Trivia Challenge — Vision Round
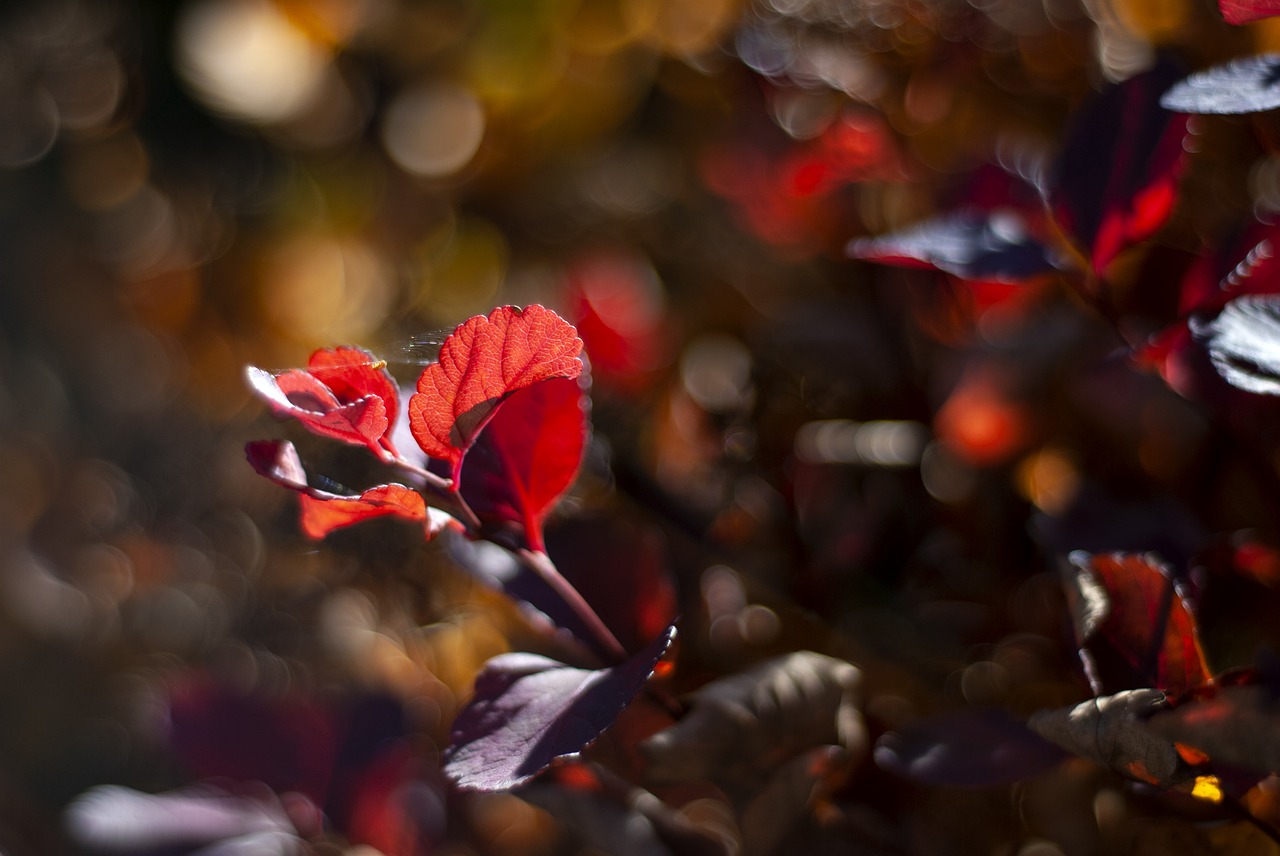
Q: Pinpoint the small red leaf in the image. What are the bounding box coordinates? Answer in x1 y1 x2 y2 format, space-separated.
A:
297 485 433 540
245 440 451 540
246 346 398 458
459 377 587 552
443 623 677 792
1064 552 1211 697
408 305 583 480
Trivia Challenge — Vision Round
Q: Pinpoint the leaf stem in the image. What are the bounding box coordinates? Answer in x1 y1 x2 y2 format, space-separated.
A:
390 457 485 532
517 547 628 665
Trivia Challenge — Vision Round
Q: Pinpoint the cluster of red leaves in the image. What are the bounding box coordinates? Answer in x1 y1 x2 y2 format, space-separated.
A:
245 305 681 797
246 304 586 554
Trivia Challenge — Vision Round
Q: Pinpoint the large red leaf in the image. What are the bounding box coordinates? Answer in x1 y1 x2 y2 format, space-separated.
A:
408 305 583 480
458 377 587 553
246 346 399 458
443 623 677 792
1064 552 1211 697
245 440 452 540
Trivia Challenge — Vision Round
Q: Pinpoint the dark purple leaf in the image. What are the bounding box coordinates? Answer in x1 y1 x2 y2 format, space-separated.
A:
1191 295 1280 394
1047 60 1188 276
443 623 677 792
873 708 1068 787
848 209 1056 284
1161 54 1280 114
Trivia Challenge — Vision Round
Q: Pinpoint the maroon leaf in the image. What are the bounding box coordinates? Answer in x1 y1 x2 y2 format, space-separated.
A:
1063 552 1211 697
848 209 1057 285
245 440 454 540
874 708 1068 787
166 677 339 803
443 623 677 792
458 376 588 553
1161 54 1280 115
1047 61 1188 277
408 305 583 481
246 346 399 458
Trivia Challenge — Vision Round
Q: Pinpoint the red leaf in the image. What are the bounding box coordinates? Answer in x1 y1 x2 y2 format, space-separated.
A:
1219 0 1280 24
458 377 587 552
246 346 398 458
408 305 583 480
296 485 433 541
1064 552 1211 697
245 440 452 540
1047 61 1188 278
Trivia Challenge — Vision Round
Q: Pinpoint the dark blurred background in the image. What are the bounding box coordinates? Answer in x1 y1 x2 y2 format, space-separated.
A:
1 0 1278 853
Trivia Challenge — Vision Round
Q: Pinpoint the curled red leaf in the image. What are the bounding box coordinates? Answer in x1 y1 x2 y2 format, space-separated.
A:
1064 552 1211 697
408 305 583 480
247 346 399 458
245 440 453 540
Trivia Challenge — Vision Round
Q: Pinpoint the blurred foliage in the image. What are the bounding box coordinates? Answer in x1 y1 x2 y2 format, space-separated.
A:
6 0 1280 853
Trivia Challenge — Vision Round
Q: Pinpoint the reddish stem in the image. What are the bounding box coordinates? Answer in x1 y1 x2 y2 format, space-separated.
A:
517 547 628 665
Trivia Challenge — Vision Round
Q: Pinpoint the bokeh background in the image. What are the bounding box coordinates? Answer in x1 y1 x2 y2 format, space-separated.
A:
4 0 1280 853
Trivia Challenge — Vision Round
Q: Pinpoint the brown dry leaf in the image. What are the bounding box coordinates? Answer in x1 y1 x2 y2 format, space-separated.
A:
1147 684 1280 775
522 766 733 856
738 745 848 856
1027 688 1190 787
640 652 865 790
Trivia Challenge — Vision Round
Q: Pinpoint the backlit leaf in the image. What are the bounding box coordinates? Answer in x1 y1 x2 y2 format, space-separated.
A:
458 377 587 553
443 623 677 792
408 305 583 480
1191 295 1280 395
1161 54 1280 114
848 209 1057 284
246 346 398 458
1063 552 1211 696
1047 61 1188 277
245 440 451 540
